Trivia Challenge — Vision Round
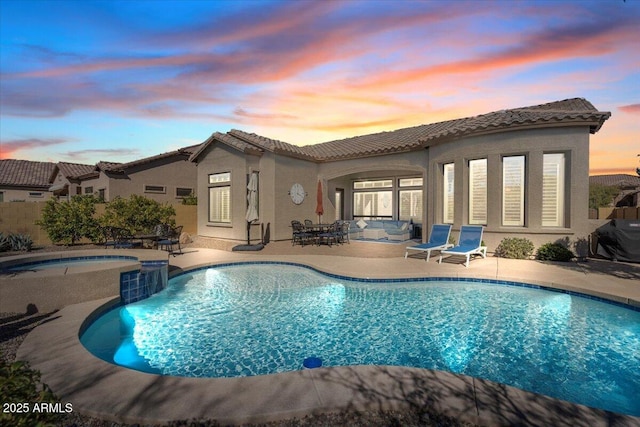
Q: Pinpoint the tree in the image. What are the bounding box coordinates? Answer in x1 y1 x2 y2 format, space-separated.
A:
99 194 175 234
589 184 620 210
36 195 100 245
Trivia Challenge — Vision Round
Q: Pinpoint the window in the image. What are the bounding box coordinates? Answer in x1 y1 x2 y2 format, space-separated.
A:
502 156 525 226
28 192 44 198
542 153 565 227
0 192 3 202
208 172 231 223
399 177 423 187
176 187 193 198
84 187 93 194
353 179 393 189
468 159 487 225
97 189 105 201
353 191 393 219
144 185 166 194
399 190 422 222
335 189 343 220
399 177 423 222
443 163 455 223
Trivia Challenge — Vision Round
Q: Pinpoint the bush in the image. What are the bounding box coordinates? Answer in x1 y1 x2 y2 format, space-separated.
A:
0 233 34 252
0 358 64 426
536 242 575 262
36 195 101 245
100 195 175 235
181 192 197 205
495 237 534 259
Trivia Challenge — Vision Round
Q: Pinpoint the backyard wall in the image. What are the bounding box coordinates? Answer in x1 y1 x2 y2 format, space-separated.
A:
0 202 197 246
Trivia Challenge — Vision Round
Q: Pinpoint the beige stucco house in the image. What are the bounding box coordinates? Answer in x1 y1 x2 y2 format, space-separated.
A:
77 145 199 203
0 159 56 202
190 98 610 254
48 162 96 200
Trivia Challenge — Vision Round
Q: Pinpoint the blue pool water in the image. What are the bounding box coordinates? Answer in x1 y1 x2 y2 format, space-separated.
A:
6 256 136 271
81 263 640 416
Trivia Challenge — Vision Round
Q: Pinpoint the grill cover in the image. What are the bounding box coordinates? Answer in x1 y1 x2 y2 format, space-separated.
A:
595 219 640 262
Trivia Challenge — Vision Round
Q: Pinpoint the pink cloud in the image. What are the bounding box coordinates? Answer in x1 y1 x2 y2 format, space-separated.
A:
0 137 69 159
619 104 640 114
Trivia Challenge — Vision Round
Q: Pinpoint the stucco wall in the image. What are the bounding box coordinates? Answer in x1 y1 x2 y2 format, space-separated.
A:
102 156 197 204
0 187 53 203
427 126 591 252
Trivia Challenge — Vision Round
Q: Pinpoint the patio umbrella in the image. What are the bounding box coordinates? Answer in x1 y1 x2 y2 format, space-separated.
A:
315 180 324 223
245 172 259 244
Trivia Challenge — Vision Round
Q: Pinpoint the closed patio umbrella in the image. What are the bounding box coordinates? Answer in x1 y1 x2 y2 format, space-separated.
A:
245 172 259 244
315 180 324 223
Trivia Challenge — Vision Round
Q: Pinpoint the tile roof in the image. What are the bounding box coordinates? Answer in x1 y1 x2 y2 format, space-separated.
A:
191 98 611 163
0 159 56 188
589 174 640 188
50 162 95 182
304 98 610 161
104 144 201 172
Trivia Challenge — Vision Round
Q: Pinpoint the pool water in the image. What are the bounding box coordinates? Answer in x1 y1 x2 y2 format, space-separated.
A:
81 263 640 416
7 256 135 271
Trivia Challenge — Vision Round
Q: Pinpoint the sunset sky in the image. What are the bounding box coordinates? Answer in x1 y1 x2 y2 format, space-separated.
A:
1 0 639 175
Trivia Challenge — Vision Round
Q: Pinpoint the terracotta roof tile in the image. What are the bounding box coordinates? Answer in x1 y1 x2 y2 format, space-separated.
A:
590 174 640 188
55 162 95 179
189 98 610 164
0 159 56 187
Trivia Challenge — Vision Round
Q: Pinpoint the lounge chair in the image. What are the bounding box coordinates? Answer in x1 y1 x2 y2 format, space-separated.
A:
404 224 453 261
438 225 487 267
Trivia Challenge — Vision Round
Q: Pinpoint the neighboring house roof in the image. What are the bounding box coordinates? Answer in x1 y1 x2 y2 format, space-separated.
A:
191 98 611 163
589 174 640 188
0 159 56 188
48 162 95 183
105 144 201 173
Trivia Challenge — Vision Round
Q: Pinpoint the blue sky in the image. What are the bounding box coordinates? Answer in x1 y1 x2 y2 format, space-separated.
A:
1 0 639 174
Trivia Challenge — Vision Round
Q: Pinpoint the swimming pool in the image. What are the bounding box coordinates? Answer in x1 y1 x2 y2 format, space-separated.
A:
81 262 640 416
5 255 136 271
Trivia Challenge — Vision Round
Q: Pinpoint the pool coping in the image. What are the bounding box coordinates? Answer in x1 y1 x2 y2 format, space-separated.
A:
16 257 640 426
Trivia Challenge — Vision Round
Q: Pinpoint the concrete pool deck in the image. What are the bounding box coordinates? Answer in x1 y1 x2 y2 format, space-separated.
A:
16 242 640 426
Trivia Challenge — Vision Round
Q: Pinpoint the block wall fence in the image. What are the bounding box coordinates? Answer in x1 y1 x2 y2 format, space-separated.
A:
0 202 197 246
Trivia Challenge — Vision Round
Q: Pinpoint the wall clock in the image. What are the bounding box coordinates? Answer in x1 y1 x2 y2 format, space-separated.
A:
289 183 305 205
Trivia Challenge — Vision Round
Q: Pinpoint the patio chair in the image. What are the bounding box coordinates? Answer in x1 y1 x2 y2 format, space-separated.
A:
111 227 141 249
337 221 350 244
317 221 340 246
158 225 183 255
438 225 487 267
291 220 313 246
404 224 453 262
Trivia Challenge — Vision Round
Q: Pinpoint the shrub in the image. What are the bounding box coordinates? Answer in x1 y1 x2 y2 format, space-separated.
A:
181 192 197 205
0 233 34 252
495 237 534 259
536 242 575 262
36 195 101 245
100 195 175 235
0 232 10 252
0 358 64 426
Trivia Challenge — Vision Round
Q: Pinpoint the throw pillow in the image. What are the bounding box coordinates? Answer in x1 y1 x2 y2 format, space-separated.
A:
357 219 368 229
401 222 408 231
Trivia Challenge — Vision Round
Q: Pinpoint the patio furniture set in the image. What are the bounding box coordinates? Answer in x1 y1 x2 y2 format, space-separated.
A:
405 224 487 267
291 220 350 246
102 224 183 255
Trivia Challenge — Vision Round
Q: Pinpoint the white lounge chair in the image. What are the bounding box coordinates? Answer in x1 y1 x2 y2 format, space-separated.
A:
404 224 453 262
438 225 487 267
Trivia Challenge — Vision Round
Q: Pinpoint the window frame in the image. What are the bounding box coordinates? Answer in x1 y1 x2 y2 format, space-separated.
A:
542 153 566 227
443 163 455 224
502 155 526 227
468 158 487 225
208 172 231 224
144 184 166 194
